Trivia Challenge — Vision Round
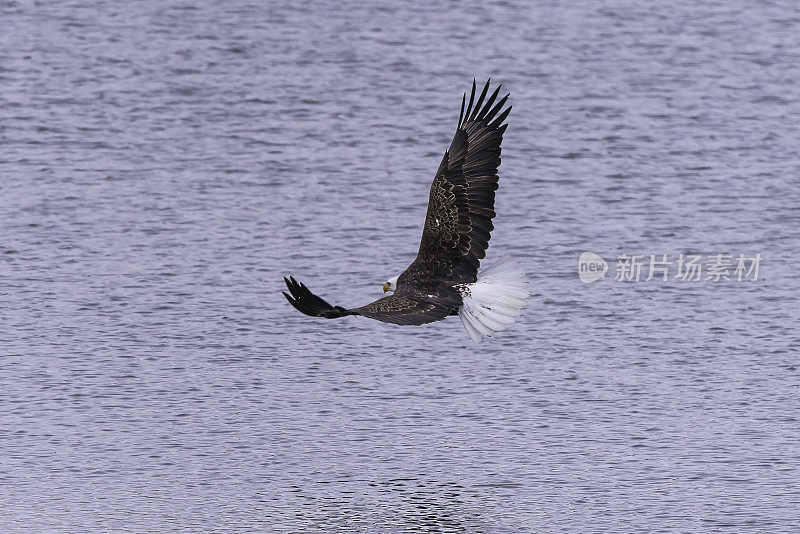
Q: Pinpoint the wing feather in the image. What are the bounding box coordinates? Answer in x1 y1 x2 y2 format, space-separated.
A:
283 277 354 319
352 288 455 325
468 78 491 122
400 79 511 286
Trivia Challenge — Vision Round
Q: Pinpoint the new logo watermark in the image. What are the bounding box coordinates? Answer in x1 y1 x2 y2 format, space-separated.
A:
578 252 609 283
578 253 762 283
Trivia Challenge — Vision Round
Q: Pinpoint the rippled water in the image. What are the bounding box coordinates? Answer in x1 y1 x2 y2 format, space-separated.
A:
2 1 799 532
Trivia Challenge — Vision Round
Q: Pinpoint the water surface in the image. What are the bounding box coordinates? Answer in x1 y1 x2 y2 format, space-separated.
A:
2 0 799 532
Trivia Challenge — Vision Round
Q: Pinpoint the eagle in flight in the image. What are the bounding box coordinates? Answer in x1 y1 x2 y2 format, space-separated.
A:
283 79 529 342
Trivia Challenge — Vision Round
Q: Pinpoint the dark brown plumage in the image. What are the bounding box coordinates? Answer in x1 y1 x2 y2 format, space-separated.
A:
283 79 510 326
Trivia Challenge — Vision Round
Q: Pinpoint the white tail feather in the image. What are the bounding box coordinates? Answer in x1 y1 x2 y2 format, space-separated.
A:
457 257 530 343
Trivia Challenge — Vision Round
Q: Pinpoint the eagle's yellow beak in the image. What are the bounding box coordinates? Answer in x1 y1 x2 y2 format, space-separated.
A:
382 282 390 293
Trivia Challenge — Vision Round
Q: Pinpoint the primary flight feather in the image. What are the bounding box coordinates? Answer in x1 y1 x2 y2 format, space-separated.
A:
283 79 529 342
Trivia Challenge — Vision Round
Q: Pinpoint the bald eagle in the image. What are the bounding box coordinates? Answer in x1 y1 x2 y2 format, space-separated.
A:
283 79 529 342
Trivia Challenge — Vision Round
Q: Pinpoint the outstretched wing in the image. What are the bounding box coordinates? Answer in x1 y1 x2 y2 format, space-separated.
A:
399 79 510 287
283 277 456 326
351 292 454 325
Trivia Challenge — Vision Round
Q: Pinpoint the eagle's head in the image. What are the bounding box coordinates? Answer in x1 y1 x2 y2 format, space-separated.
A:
382 276 399 293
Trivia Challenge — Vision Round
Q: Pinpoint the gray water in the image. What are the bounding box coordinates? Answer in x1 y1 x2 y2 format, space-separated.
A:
2 0 799 532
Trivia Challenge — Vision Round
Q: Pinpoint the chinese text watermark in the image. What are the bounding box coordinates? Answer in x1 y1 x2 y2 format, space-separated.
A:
579 253 762 284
